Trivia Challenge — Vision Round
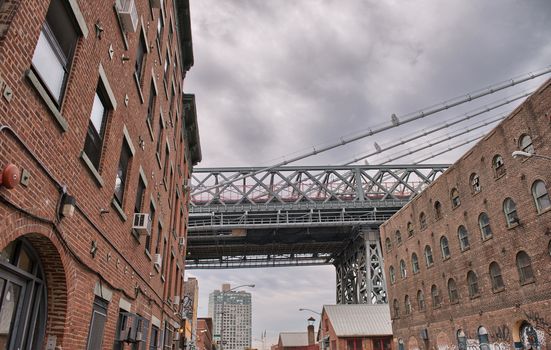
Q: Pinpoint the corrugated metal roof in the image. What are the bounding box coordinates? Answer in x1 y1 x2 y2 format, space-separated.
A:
280 332 309 346
323 304 392 337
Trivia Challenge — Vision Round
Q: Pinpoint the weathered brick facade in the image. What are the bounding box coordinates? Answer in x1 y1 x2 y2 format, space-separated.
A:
0 0 200 348
380 78 551 350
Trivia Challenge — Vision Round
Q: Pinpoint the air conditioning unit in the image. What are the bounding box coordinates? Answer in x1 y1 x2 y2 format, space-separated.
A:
118 0 138 33
116 312 136 342
173 295 181 307
150 0 162 8
178 237 186 247
133 213 152 236
153 253 162 268
174 332 181 341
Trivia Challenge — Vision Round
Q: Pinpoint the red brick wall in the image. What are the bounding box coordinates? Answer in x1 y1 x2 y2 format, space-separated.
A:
0 0 195 348
380 79 551 350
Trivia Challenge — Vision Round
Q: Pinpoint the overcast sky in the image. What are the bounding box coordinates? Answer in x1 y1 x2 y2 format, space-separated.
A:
185 0 551 347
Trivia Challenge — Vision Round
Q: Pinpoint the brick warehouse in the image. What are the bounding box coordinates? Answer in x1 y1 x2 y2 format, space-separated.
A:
380 78 551 350
0 0 200 348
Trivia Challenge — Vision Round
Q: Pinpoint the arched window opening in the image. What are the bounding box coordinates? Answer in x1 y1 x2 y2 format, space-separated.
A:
503 198 519 227
407 222 414 237
519 134 534 154
478 327 490 350
399 259 407 279
489 262 504 291
417 290 426 311
419 212 427 230
448 278 459 303
389 266 396 284
395 230 402 245
385 237 392 252
532 180 551 213
470 173 481 193
393 299 400 318
440 236 450 259
431 285 441 307
467 271 479 298
405 295 412 315
451 188 461 208
458 226 470 251
424 245 434 267
434 201 442 220
493 155 506 177
478 212 492 240
516 251 534 284
411 253 419 274
457 330 467 350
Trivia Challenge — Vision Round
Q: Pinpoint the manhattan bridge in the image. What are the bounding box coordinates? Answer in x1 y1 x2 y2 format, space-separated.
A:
184 68 551 305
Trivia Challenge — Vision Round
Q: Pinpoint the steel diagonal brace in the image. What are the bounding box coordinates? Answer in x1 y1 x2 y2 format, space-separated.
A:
216 172 253 204
384 169 417 199
274 170 313 203
303 170 343 203
330 170 359 198
360 170 394 199
247 172 285 204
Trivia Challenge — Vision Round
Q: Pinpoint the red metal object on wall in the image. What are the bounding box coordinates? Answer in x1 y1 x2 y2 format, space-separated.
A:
0 163 19 189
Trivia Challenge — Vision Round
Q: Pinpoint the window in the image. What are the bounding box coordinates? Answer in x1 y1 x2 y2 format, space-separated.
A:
135 31 147 83
458 226 470 251
83 82 111 169
419 213 427 230
114 140 132 206
164 322 174 350
440 236 450 259
478 327 490 350
156 115 164 157
424 245 433 266
385 237 392 252
434 201 442 219
146 202 155 253
156 15 164 49
457 330 467 350
519 134 534 154
164 50 170 84
405 295 412 315
431 285 441 307
113 310 129 350
347 338 362 350
399 259 407 279
31 0 79 104
393 299 399 318
411 253 419 274
417 290 425 311
407 222 414 237
493 155 506 177
489 262 504 291
389 266 395 284
467 271 479 298
150 325 160 350
503 198 519 227
163 143 170 187
447 278 458 303
86 297 108 349
395 230 402 245
532 180 551 213
451 188 460 208
147 80 157 126
470 173 481 193
516 251 534 284
478 213 492 240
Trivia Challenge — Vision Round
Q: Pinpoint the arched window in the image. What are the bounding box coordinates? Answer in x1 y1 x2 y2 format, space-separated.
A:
532 180 551 213
519 134 534 154
478 327 490 350
431 284 441 307
489 262 504 291
389 266 396 284
385 237 392 252
457 330 467 350
451 188 461 208
393 299 400 318
516 251 534 284
434 201 442 219
493 154 506 177
458 225 470 251
407 222 414 237
424 245 433 266
395 230 402 245
411 253 419 274
503 198 519 227
470 173 481 193
417 290 426 311
467 271 479 298
448 278 459 303
398 339 405 350
405 295 412 315
419 212 427 230
400 259 407 278
440 236 450 259
478 212 492 239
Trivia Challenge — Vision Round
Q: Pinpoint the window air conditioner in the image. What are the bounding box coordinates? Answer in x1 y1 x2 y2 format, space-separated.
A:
150 0 162 9
178 236 186 247
118 0 139 33
173 295 181 307
153 253 162 268
117 312 136 342
133 213 152 236
174 332 181 341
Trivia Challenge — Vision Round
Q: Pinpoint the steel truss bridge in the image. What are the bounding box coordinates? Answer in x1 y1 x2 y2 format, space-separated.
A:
187 164 448 303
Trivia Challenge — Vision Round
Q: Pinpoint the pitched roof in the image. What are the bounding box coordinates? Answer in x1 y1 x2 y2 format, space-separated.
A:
323 304 392 337
280 332 309 347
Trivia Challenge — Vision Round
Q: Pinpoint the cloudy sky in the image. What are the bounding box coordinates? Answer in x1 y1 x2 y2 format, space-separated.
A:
185 0 551 347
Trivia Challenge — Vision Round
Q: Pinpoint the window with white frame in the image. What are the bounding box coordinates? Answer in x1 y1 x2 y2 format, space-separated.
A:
440 236 450 259
503 198 519 227
493 155 506 177
447 278 459 303
519 134 534 154
411 253 419 274
470 173 481 193
489 262 504 291
399 259 407 279
532 180 551 213
424 245 433 266
516 251 534 284
478 212 492 239
467 271 479 298
458 226 470 251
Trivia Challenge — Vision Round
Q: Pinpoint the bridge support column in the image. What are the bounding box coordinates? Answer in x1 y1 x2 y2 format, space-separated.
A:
334 228 387 304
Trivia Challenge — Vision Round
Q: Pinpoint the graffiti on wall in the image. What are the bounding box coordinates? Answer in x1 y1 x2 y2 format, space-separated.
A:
489 325 512 343
524 311 551 336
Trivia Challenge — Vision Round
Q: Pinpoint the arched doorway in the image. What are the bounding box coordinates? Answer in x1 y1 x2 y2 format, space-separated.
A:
519 322 540 350
0 238 47 349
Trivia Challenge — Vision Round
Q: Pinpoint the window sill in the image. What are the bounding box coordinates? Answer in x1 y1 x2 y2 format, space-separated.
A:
442 256 451 261
80 151 105 187
494 172 506 181
426 263 434 269
452 204 461 210
163 177 168 191
134 73 145 104
492 287 505 294
145 250 152 260
26 69 68 132
156 152 162 169
537 207 551 216
111 198 127 222
507 222 520 230
472 190 481 196
161 274 165 283
450 300 459 305
131 229 140 243
154 263 160 273
460 246 471 253
433 305 441 309
520 279 535 286
469 294 481 300
482 235 493 242
146 118 155 141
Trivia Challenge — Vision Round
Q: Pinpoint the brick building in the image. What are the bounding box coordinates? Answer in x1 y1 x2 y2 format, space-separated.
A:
0 0 200 348
196 318 216 350
380 78 551 350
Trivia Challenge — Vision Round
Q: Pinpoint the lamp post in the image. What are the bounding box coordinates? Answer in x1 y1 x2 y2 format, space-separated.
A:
298 308 321 315
512 151 551 161
219 284 255 350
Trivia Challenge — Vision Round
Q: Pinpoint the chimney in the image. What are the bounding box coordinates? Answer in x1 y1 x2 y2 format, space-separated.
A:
222 283 231 292
307 317 315 345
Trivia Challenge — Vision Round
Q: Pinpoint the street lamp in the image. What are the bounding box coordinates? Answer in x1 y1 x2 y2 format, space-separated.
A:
220 284 255 350
512 151 551 161
298 308 321 316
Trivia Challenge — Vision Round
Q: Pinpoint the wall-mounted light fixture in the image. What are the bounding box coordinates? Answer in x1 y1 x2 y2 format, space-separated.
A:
60 193 76 217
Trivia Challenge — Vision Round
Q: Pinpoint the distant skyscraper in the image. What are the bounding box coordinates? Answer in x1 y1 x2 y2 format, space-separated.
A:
208 283 253 350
